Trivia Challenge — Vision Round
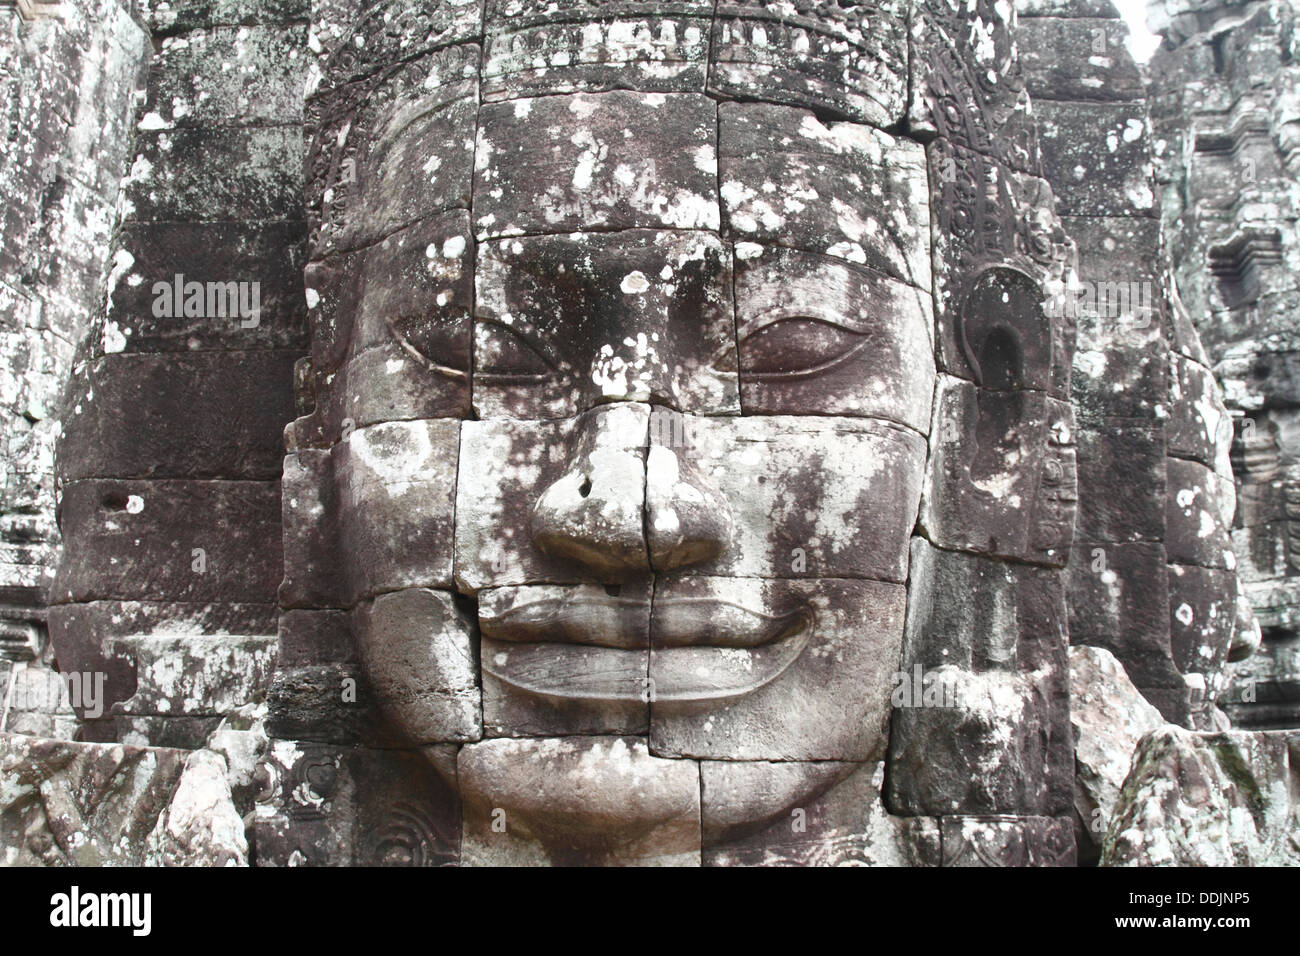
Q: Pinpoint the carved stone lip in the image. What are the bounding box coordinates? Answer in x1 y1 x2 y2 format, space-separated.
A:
651 597 812 649
479 585 812 650
478 584 652 650
649 627 813 707
479 602 813 707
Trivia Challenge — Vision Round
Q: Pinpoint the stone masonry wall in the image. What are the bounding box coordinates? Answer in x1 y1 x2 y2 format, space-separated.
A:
46 0 310 743
0 0 149 735
1147 0 1300 729
1016 0 1248 733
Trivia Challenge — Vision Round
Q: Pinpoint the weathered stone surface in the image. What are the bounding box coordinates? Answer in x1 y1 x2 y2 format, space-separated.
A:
1036 0 1250 743
0 662 78 739
52 479 283 604
0 733 187 866
1061 215 1163 348
142 0 310 33
124 126 303 223
1074 423 1166 543
734 244 934 429
473 231 738 419
18 0 1282 869
1067 542 1183 693
354 745 462 866
959 262 1066 392
474 91 718 238
921 376 1077 567
276 608 353 671
718 102 930 289
252 741 355 866
1073 342 1169 422
280 450 341 609
204 702 269 812
1069 645 1166 861
479 580 653 737
103 221 308 354
317 95 477 260
334 419 460 604
143 25 306 128
702 761 941 866
1168 354 1231 466
710 0 908 127
311 0 482 88
115 715 225 751
110 633 277 723
1225 627 1300 728
481 641 648 737
303 208 472 393
940 815 1077 867
925 150 1076 398
459 736 700 865
59 352 299 480
1102 727 1300 866
454 402 648 593
460 407 925 591
650 577 905 762
908 0 1042 175
254 740 461 866
267 661 392 747
306 46 477 249
356 749 462 868
354 588 481 744
336 342 471 430
887 541 1071 817
1016 0 1118 16
482 0 709 99
1165 457 1234 569
43 600 276 732
659 414 927 582
1033 101 1155 218
144 749 248 866
1168 564 1238 705
1015 18 1143 102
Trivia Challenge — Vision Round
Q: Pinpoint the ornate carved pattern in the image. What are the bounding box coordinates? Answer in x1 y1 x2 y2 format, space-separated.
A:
366 799 458 866
317 0 485 93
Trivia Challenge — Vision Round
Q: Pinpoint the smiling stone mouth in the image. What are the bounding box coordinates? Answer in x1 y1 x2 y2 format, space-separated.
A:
477 582 814 707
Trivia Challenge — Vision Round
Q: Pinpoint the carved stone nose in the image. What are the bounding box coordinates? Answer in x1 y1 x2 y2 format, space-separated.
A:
645 441 731 571
531 403 651 576
529 403 732 576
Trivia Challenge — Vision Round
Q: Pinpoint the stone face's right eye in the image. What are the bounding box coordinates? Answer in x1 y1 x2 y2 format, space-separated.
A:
473 318 557 384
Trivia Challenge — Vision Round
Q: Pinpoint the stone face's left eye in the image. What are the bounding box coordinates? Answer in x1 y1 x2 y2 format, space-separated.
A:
474 319 556 384
388 312 471 379
738 316 868 380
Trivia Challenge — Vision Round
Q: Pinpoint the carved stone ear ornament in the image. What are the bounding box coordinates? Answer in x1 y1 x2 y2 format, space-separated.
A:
958 266 1051 391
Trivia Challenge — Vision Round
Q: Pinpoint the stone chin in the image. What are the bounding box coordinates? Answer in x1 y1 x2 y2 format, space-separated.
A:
451 737 857 866
355 579 892 863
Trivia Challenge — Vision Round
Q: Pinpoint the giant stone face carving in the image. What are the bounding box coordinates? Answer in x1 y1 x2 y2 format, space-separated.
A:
274 0 1075 865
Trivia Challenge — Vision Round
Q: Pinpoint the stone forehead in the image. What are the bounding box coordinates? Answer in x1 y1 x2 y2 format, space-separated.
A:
305 0 920 241
298 7 952 428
